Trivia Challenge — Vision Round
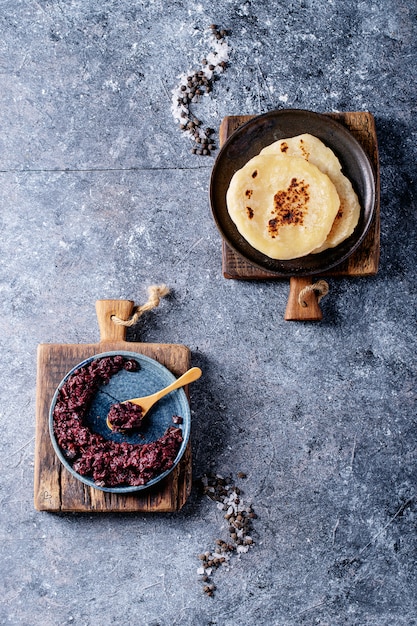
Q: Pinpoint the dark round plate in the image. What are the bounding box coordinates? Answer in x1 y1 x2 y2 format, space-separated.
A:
49 351 191 493
210 108 376 275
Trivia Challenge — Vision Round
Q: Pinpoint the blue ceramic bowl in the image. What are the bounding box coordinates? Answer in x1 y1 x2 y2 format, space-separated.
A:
49 351 191 493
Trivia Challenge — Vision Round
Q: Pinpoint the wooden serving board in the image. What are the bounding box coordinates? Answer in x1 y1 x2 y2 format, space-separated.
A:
34 300 192 513
219 111 380 320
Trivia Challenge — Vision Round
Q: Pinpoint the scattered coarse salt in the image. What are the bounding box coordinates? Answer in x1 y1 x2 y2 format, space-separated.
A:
197 471 258 596
170 24 231 157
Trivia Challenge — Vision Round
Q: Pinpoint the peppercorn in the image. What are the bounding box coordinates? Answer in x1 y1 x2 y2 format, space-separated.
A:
197 467 256 595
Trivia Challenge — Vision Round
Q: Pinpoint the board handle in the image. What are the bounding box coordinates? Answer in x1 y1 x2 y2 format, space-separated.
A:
284 277 325 321
95 299 135 342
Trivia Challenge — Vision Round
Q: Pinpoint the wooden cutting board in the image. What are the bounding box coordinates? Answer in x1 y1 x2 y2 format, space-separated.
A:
34 299 192 513
219 111 380 320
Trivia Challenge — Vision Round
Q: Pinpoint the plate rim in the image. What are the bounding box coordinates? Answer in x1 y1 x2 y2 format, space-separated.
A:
49 350 191 494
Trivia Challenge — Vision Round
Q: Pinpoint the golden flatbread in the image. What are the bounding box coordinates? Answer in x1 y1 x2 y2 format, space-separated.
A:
260 133 361 252
226 154 340 260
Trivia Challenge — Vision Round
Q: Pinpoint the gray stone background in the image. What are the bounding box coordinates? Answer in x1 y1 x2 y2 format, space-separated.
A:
1 1 416 624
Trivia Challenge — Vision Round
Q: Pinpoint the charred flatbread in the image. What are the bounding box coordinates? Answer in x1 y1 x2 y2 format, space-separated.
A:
226 154 340 260
260 133 361 252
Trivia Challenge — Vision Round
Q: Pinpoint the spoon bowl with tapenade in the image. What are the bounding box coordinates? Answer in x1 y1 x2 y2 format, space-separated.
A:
106 366 202 432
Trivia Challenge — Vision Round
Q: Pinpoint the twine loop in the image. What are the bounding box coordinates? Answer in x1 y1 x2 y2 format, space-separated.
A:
298 280 329 308
111 284 170 327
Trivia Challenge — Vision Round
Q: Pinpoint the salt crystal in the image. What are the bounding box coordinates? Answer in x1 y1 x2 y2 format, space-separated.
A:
170 25 230 153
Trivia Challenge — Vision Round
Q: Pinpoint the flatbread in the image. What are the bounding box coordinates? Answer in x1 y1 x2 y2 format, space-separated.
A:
226 154 340 260
260 133 361 252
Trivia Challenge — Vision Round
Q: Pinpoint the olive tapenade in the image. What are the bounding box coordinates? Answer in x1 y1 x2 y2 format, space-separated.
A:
53 355 183 487
107 401 145 432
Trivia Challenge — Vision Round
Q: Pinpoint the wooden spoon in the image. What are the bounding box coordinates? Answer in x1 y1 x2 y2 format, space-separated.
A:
125 366 202 413
107 366 202 430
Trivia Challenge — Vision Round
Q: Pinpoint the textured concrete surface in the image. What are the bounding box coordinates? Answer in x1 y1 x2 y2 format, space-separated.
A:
1 1 416 624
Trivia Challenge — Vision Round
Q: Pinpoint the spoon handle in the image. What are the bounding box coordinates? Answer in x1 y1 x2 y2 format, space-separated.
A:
152 367 202 401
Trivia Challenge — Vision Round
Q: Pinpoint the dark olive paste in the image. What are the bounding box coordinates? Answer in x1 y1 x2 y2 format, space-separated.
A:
53 356 183 487
107 401 145 432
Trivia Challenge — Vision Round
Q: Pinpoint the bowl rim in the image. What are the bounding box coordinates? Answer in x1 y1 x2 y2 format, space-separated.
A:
49 350 191 493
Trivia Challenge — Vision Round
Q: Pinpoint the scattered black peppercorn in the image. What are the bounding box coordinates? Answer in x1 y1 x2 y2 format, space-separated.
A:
196 472 257 596
171 25 230 156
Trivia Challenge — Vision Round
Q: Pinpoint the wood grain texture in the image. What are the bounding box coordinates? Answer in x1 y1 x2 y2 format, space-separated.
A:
34 302 193 513
219 111 380 280
284 277 323 321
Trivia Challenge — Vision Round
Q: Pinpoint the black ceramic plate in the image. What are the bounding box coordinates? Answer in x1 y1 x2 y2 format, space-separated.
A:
49 351 191 493
210 109 376 276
